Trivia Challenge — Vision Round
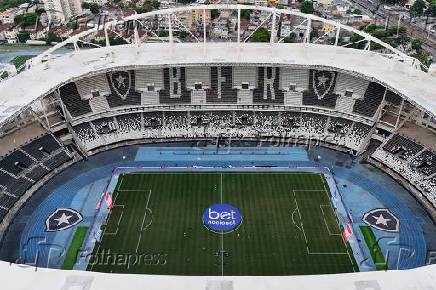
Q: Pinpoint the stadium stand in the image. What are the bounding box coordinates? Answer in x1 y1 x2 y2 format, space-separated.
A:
206 67 237 103
59 82 93 118
0 207 6 221
253 67 284 104
92 117 117 135
281 112 302 129
255 111 281 131
43 151 72 170
0 193 16 209
353 82 385 118
385 90 403 106
0 151 35 176
299 113 328 135
0 134 71 213
235 111 254 128
56 67 392 124
345 122 372 151
116 113 142 135
73 123 98 147
411 151 436 176
73 109 374 153
144 112 163 128
302 70 338 108
76 74 111 113
25 166 50 181
372 134 436 207
106 71 142 108
159 68 191 104
21 135 62 160
327 117 353 135
383 134 424 160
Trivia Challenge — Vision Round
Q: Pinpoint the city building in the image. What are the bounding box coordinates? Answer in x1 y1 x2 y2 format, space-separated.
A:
43 0 83 24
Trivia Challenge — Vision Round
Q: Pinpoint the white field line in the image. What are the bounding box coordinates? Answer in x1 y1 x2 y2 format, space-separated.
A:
319 205 341 236
137 189 153 253
292 190 308 253
125 172 322 175
103 205 125 236
320 175 356 267
118 178 124 191
293 190 348 256
136 233 142 254
318 174 332 200
90 244 100 271
290 208 302 232
118 189 152 192
322 174 357 270
140 190 153 231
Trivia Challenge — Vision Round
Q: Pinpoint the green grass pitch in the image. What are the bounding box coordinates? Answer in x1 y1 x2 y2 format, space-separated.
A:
87 172 358 275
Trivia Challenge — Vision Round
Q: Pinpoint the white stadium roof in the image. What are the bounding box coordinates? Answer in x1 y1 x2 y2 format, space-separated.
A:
0 261 435 290
0 4 435 126
0 42 435 127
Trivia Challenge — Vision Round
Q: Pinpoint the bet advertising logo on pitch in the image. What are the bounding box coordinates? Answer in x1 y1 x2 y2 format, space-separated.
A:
203 203 242 231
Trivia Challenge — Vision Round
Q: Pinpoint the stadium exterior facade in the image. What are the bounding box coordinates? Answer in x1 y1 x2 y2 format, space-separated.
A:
0 5 436 289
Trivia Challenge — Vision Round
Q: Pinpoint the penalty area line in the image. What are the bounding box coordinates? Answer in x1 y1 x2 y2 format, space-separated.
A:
293 190 348 256
136 189 153 253
103 205 125 236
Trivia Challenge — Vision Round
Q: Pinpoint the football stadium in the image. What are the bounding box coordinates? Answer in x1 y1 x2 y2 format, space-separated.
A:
0 4 435 289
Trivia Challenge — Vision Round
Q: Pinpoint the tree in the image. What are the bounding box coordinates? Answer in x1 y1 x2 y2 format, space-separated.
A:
349 33 365 49
158 30 169 37
98 36 128 46
426 0 436 17
177 0 196 4
16 13 38 29
300 1 314 14
241 9 251 20
411 51 431 66
284 32 296 43
211 9 220 19
411 38 422 50
136 0 160 13
17 31 30 43
136 2 152 14
89 3 100 14
310 28 319 39
178 31 189 38
0 0 29 12
250 27 270 42
45 31 60 45
151 0 160 9
71 20 78 30
35 8 45 16
383 0 405 5
352 9 362 14
410 0 426 17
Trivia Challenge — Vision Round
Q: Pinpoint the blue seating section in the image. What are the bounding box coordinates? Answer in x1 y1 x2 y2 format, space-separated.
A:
0 134 71 222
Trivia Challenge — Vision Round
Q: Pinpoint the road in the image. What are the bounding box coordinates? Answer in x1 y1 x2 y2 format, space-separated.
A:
346 0 436 57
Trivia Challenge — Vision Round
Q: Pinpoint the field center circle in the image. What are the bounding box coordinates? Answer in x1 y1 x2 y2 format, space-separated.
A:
203 203 242 232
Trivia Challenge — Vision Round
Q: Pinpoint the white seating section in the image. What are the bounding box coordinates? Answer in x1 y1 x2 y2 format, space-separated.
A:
372 134 436 207
73 111 373 153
